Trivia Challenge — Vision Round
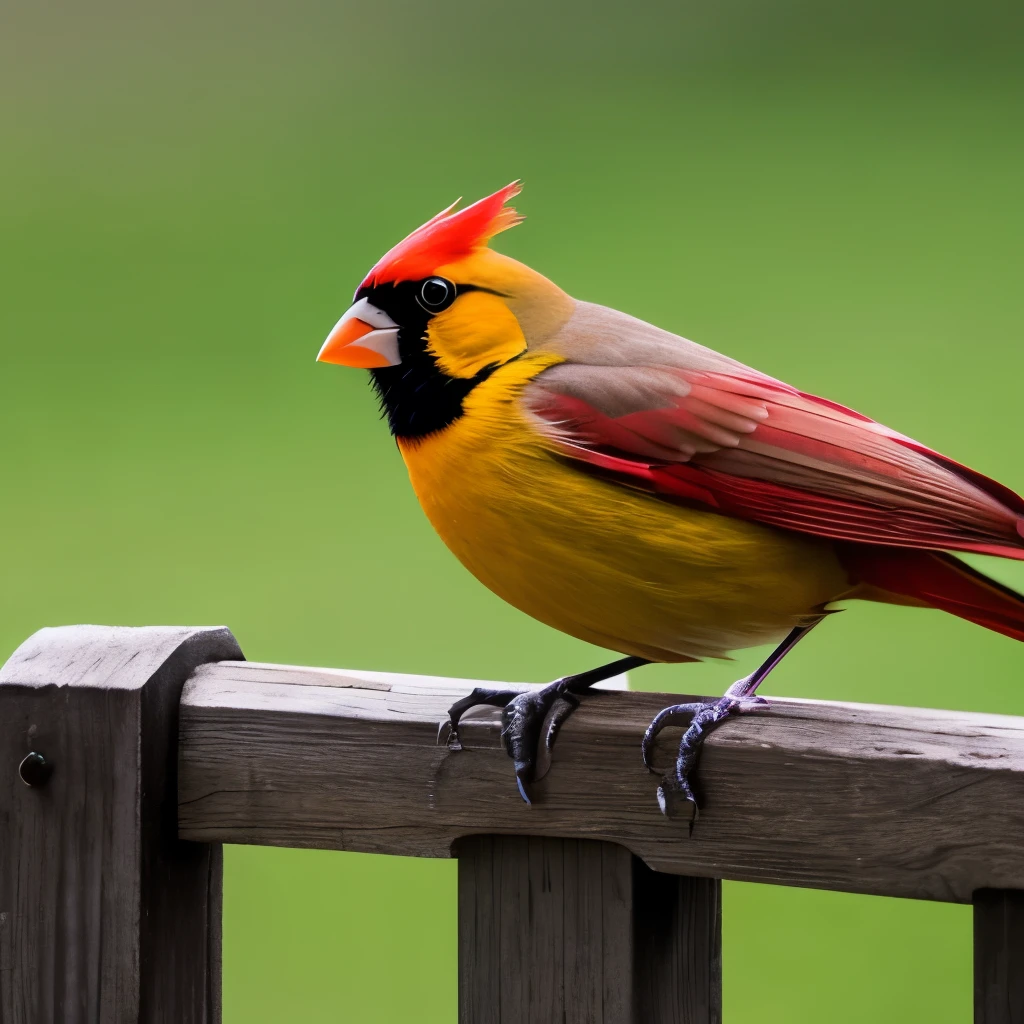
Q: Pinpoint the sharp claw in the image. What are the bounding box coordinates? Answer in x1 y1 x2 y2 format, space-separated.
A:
515 772 532 805
641 702 703 773
444 662 631 801
438 720 461 750
656 779 698 827
648 691 772 826
445 686 520 754
501 683 587 793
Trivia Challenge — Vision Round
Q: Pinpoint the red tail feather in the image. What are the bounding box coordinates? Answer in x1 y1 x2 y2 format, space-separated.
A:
841 545 1024 643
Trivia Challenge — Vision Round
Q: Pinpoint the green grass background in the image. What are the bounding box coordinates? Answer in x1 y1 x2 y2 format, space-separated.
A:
3 1 1023 1019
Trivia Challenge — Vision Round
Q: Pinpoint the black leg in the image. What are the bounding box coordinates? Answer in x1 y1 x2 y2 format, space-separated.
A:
643 617 827 826
445 656 650 802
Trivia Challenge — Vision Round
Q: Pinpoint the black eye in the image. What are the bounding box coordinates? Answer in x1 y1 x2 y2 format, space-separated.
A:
417 277 456 312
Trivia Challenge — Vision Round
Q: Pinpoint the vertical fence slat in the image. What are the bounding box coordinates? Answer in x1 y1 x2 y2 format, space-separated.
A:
975 888 1024 1024
0 625 239 1024
457 835 721 1024
633 862 722 1024
458 836 502 1024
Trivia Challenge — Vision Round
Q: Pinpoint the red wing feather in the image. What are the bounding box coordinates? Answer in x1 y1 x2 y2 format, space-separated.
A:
525 364 1024 560
840 546 1024 643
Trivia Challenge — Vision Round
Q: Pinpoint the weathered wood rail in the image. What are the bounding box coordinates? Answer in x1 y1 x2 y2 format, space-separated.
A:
2 625 1022 1022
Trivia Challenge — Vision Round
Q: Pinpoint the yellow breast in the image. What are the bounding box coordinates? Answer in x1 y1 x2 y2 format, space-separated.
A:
398 356 851 662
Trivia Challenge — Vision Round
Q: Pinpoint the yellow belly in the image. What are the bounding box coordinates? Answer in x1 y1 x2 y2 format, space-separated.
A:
398 359 851 662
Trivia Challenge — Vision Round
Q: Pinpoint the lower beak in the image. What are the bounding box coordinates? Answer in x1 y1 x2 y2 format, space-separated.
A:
317 298 401 368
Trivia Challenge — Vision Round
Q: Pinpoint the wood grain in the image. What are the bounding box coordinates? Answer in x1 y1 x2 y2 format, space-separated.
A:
178 660 1024 903
0 625 241 1023
456 837 718 1023
633 865 721 1024
974 889 1024 1023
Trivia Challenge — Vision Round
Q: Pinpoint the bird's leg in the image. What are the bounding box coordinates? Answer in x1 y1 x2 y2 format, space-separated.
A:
643 617 826 825
445 656 650 803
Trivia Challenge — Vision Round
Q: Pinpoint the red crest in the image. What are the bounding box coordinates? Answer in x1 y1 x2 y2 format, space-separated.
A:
360 182 523 290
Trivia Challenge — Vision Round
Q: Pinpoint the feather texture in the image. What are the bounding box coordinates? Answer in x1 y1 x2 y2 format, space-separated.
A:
840 546 1024 643
333 183 1024 661
525 301 1024 560
396 352 851 662
361 183 523 290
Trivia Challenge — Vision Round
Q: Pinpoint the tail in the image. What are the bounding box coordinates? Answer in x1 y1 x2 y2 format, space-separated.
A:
841 545 1024 643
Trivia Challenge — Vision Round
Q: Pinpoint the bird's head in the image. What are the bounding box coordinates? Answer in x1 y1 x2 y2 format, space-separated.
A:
317 183 573 438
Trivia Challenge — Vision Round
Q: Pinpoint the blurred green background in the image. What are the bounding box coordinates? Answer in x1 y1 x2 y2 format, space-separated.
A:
3 0 1023 1019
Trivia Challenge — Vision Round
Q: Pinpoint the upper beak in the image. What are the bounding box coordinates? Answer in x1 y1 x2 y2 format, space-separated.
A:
317 297 401 368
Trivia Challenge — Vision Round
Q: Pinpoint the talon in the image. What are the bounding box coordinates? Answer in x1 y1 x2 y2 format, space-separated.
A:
656 777 698 827
443 656 649 801
437 720 461 750
515 774 532 805
647 691 772 823
641 702 702 773
444 686 519 753
500 690 552 786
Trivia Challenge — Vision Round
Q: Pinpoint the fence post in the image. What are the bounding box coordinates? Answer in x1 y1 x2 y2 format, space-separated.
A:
974 888 1024 1024
0 625 241 1024
456 835 721 1024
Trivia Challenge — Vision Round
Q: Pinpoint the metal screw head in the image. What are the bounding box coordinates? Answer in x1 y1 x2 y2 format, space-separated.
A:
19 751 53 787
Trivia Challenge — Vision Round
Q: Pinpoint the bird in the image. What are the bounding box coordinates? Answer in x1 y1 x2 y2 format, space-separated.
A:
316 181 1024 821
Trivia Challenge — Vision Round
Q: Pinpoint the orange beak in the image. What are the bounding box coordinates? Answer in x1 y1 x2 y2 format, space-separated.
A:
317 298 401 368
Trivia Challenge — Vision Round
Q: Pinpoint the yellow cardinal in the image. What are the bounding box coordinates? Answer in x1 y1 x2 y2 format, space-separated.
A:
317 182 1024 818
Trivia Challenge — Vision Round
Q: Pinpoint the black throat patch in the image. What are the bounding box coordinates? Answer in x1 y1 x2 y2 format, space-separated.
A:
361 281 501 441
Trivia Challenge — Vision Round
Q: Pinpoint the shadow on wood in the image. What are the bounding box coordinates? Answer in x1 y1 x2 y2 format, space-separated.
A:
456 835 720 1024
974 888 1024 1024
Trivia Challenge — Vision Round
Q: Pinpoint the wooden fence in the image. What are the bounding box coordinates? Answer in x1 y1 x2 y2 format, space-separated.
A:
1 624 1022 1022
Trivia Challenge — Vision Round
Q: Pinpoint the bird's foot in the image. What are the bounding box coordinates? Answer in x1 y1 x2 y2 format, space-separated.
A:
444 656 645 802
642 677 769 829
501 679 587 803
444 677 595 803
